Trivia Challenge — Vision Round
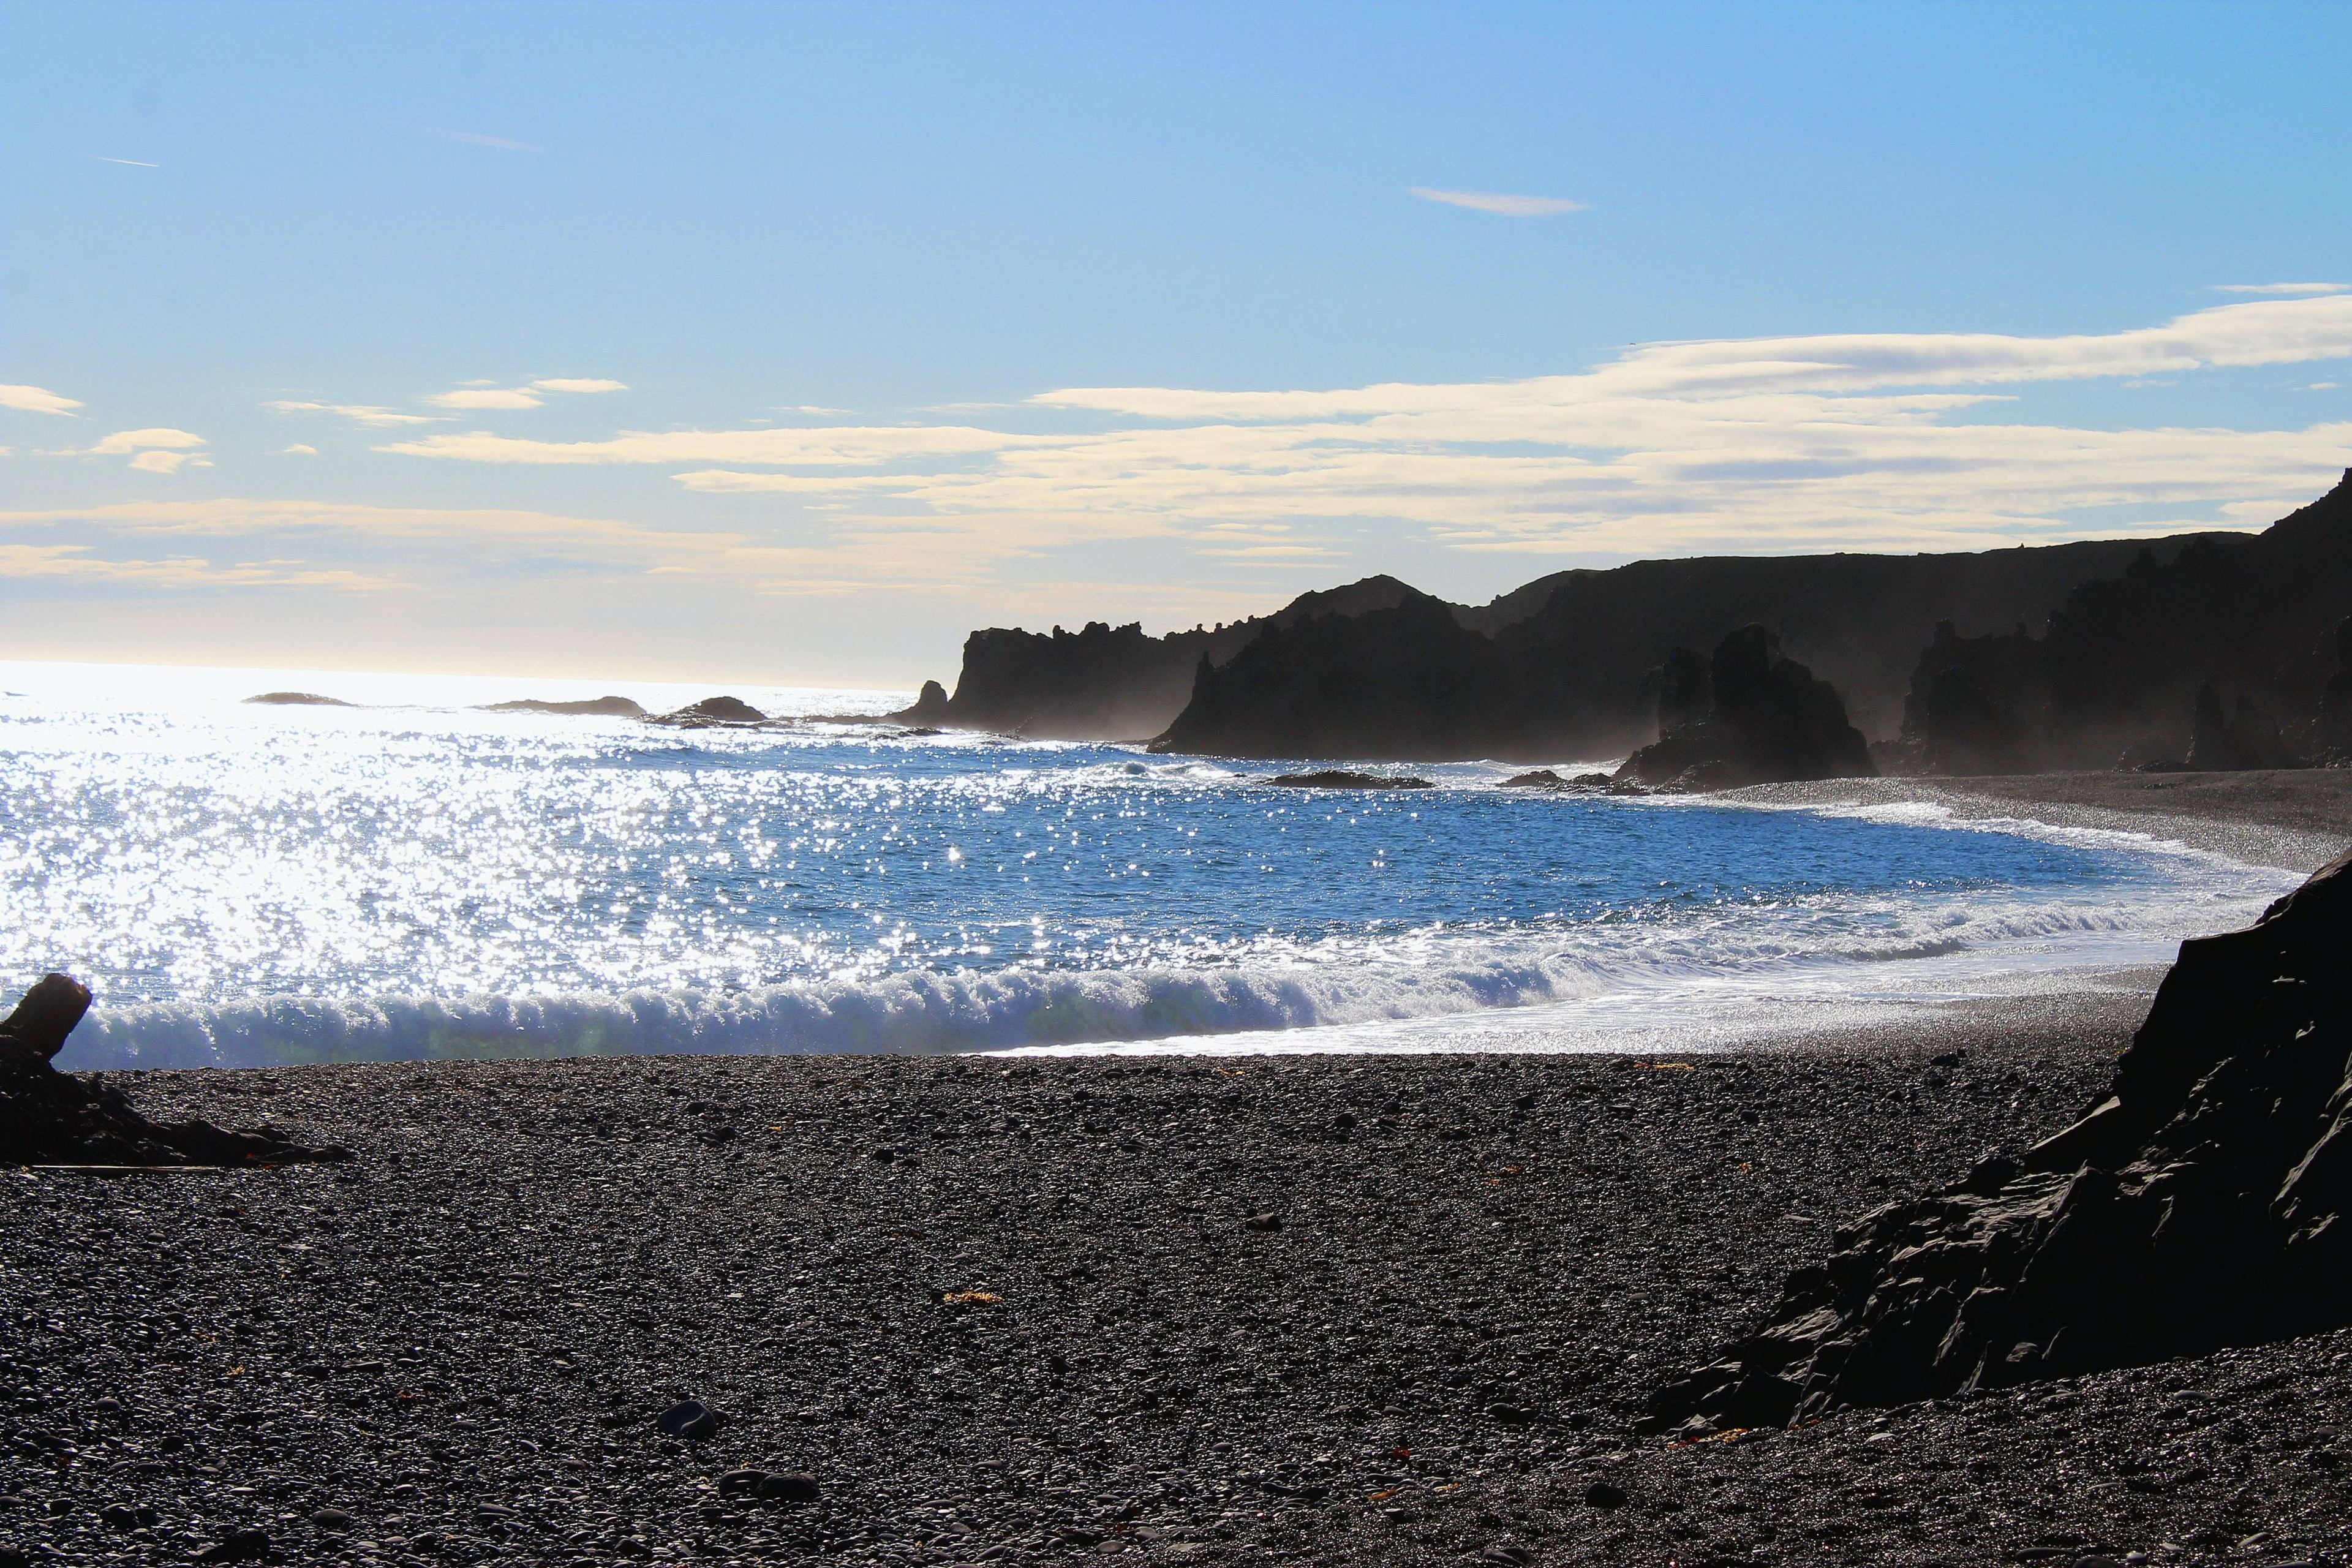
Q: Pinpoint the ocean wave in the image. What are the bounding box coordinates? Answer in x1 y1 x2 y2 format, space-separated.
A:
57 880 2273 1070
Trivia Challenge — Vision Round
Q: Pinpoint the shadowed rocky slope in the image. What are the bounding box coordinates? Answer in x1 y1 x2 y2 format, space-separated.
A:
1650 843 2352 1435
1891 470 2352 772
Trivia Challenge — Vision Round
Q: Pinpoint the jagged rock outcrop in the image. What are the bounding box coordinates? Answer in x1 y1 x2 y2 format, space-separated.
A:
1649 846 2352 1433
1887 472 2352 772
1152 592 1520 761
931 578 1431 741
244 692 353 706
1 975 349 1167
1614 626 1874 790
2186 683 2305 771
888 680 950 725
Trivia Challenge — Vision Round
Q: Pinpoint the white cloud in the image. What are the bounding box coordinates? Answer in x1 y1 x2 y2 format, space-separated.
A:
380 425 1039 466
423 388 545 410
2211 282 2348 296
128 450 209 475
1409 187 1588 216
91 156 159 168
360 294 2352 564
267 399 438 428
282 443 320 455
530 378 628 394
0 543 376 589
1 384 84 416
91 428 206 455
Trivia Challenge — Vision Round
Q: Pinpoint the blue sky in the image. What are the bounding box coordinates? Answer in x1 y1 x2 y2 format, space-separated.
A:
4 1 2350 687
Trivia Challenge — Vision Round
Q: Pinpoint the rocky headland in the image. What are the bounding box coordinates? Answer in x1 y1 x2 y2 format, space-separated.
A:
892 473 2352 784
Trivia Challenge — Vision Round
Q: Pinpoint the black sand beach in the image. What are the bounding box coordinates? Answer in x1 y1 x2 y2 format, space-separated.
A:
7 771 2351 1568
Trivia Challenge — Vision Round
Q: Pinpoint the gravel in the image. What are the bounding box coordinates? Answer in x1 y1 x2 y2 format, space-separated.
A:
6 995 2350 1566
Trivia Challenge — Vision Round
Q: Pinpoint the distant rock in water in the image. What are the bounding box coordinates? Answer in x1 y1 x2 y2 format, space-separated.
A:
483 696 647 718
889 679 951 725
1615 625 1874 790
244 691 353 707
1649 845 2352 1433
1262 770 1434 790
0 974 349 1167
651 696 769 728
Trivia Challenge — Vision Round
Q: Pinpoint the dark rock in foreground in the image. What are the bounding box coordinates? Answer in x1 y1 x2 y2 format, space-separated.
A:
242 691 353 706
1262 770 1434 790
0 974 349 1167
482 695 648 718
1651 845 2352 1434
1616 625 1874 790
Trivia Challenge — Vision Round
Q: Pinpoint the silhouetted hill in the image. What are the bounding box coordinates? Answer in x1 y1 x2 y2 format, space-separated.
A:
935 575 1433 739
914 513 2282 760
1892 471 2352 772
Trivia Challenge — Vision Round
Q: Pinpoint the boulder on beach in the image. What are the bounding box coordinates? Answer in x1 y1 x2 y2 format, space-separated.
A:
1615 625 1875 790
483 696 647 718
243 691 353 706
1648 843 2352 1434
0 973 350 1168
2186 682 2305 771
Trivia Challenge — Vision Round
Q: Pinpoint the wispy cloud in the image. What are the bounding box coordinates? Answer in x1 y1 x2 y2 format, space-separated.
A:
84 429 211 474
424 388 545 410
0 543 380 589
417 126 541 154
372 295 2352 563
282 443 319 456
266 399 439 428
1408 187 1588 217
1 384 85 416
2211 282 2348 296
531 378 628 394
89 156 159 168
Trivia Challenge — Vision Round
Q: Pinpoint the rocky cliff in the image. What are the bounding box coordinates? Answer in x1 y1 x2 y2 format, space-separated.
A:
1891 472 2352 772
1649 843 2352 1432
932 576 1430 740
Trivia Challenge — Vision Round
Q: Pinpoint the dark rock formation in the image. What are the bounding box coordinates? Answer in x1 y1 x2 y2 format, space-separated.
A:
1 975 350 1167
243 691 353 706
483 696 647 718
1615 627 1874 790
1155 592 1520 761
1888 473 2352 772
1649 845 2352 1434
1261 771 1434 790
650 696 769 728
2187 684 2304 771
888 680 950 725
932 577 1429 741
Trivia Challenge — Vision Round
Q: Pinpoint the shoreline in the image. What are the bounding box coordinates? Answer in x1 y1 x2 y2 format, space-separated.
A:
12 997 2351 1566
1719 766 2352 873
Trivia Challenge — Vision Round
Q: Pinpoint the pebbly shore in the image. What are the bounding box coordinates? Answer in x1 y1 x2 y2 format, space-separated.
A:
7 988 2351 1568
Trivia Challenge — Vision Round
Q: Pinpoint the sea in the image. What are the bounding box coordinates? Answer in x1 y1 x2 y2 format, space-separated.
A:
0 660 2299 1072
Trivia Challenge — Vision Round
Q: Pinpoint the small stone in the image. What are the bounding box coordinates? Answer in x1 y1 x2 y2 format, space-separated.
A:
312 1508 355 1529
1483 1547 1537 1566
1582 1482 1626 1509
652 1399 722 1439
100 1503 140 1529
715 1468 768 1496
195 1528 271 1563
757 1472 821 1503
1243 1213 1282 1232
1485 1403 1531 1424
